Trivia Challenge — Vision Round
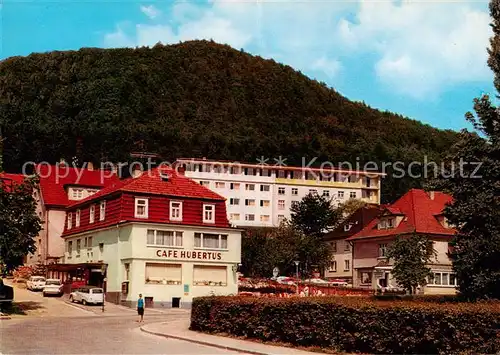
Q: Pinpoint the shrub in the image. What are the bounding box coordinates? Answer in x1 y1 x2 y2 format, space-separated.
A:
190 296 500 354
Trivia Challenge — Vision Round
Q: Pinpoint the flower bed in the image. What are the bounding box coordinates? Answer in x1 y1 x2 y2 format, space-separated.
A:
190 296 500 354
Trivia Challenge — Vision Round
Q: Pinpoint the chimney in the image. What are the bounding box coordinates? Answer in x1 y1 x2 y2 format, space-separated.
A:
428 191 435 200
87 162 94 171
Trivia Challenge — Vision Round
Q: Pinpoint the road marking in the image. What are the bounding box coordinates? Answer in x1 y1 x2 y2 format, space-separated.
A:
63 301 96 315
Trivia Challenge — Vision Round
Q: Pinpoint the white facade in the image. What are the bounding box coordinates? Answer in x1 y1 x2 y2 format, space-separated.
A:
177 159 383 227
63 222 242 308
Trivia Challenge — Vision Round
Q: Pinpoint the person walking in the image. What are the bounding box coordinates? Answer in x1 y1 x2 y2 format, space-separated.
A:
137 294 144 322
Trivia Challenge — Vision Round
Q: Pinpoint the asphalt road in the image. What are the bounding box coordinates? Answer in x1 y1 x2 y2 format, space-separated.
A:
0 283 247 354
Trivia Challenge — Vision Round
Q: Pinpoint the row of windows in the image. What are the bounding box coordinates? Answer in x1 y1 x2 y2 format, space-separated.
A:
67 199 218 230
67 201 106 229
146 229 228 249
229 213 279 222
329 241 351 253
71 188 98 200
328 260 350 272
200 181 358 199
188 164 369 183
67 236 95 255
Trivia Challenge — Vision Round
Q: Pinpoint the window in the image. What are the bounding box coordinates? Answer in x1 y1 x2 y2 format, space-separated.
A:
277 215 285 223
194 233 228 249
260 215 270 222
147 229 183 247
278 187 285 195
330 241 337 253
245 214 255 221
365 177 371 187
260 200 270 207
361 272 372 284
429 272 458 287
135 198 148 218
193 265 227 286
99 201 106 221
215 182 225 188
344 242 351 251
200 181 210 187
344 224 352 232
245 184 255 191
229 213 240 221
309 189 317 195
291 188 298 196
67 241 73 255
338 191 344 199
260 185 270 192
344 260 350 271
67 213 72 229
88 189 97 196
230 183 240 190
244 168 255 176
124 263 130 281
229 198 240 205
278 200 285 210
76 239 81 256
387 218 394 228
323 190 330 197
379 218 395 229
379 244 387 258
350 192 357 199
145 263 182 285
291 201 299 209
170 201 183 221
89 205 95 224
85 236 93 249
203 204 215 223
75 210 81 227
245 199 255 206
328 261 337 272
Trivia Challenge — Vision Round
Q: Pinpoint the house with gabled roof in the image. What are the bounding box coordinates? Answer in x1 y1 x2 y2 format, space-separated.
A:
54 166 242 308
346 189 457 294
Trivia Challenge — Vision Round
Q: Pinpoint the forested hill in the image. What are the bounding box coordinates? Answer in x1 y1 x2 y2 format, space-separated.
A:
0 40 459 202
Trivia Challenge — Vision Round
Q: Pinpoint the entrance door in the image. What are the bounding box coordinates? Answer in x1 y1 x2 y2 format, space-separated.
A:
172 297 181 308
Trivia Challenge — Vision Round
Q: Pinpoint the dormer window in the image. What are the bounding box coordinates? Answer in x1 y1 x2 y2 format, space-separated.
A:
99 201 106 221
135 198 149 218
89 205 95 224
67 213 73 229
170 201 183 221
344 224 352 232
378 217 395 229
159 172 169 182
76 209 81 227
203 204 215 224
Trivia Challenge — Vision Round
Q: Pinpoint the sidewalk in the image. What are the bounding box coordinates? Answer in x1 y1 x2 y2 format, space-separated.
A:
140 319 321 355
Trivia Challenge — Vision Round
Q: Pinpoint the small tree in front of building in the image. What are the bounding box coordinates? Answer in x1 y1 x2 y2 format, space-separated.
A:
386 234 436 294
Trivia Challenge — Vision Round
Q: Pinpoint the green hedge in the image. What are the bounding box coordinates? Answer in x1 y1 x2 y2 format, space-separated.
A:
190 296 500 354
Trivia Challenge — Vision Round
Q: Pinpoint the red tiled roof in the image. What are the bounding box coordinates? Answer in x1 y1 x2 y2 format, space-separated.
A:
0 173 26 192
67 167 226 208
346 189 455 241
36 164 119 207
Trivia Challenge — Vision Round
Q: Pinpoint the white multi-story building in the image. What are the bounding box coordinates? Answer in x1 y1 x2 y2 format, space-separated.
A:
175 158 384 228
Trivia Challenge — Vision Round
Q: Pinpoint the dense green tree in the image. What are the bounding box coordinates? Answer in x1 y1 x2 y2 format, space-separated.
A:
386 234 436 294
429 0 500 300
0 41 458 203
0 178 42 274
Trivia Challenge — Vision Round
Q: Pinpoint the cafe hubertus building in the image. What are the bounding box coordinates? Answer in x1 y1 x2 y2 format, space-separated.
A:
60 167 242 308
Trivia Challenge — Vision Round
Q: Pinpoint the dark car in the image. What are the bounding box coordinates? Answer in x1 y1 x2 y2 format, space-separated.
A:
0 278 14 310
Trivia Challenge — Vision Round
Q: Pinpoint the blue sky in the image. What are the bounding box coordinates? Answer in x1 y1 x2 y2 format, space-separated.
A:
1 0 495 132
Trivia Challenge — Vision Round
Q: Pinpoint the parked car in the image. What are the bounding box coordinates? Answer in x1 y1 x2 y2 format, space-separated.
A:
0 278 14 309
42 279 63 297
27 276 46 291
69 286 104 305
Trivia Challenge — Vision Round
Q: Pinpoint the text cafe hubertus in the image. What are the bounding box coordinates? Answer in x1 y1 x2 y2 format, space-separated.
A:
156 249 222 260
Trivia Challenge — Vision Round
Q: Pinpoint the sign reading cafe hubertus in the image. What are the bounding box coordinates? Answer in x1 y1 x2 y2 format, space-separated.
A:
156 249 222 260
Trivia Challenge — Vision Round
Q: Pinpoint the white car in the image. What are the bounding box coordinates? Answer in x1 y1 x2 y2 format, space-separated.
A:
42 279 63 297
27 276 46 291
69 287 104 305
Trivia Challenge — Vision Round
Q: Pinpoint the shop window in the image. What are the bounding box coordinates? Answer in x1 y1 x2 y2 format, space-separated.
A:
145 263 182 285
193 265 227 286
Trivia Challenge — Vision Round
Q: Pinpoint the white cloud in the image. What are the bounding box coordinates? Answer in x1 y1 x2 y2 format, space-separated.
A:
103 0 492 97
140 5 160 20
340 0 492 98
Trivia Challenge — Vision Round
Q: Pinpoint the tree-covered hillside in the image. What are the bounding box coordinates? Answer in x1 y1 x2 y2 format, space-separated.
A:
0 40 459 202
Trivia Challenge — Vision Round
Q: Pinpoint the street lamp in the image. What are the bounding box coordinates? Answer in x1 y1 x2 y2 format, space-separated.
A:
101 264 107 313
294 261 300 294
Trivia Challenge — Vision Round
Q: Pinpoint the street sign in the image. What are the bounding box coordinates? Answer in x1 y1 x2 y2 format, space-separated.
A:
273 267 279 278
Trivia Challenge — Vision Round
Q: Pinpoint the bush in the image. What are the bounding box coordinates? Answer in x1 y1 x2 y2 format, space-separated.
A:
190 296 500 354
